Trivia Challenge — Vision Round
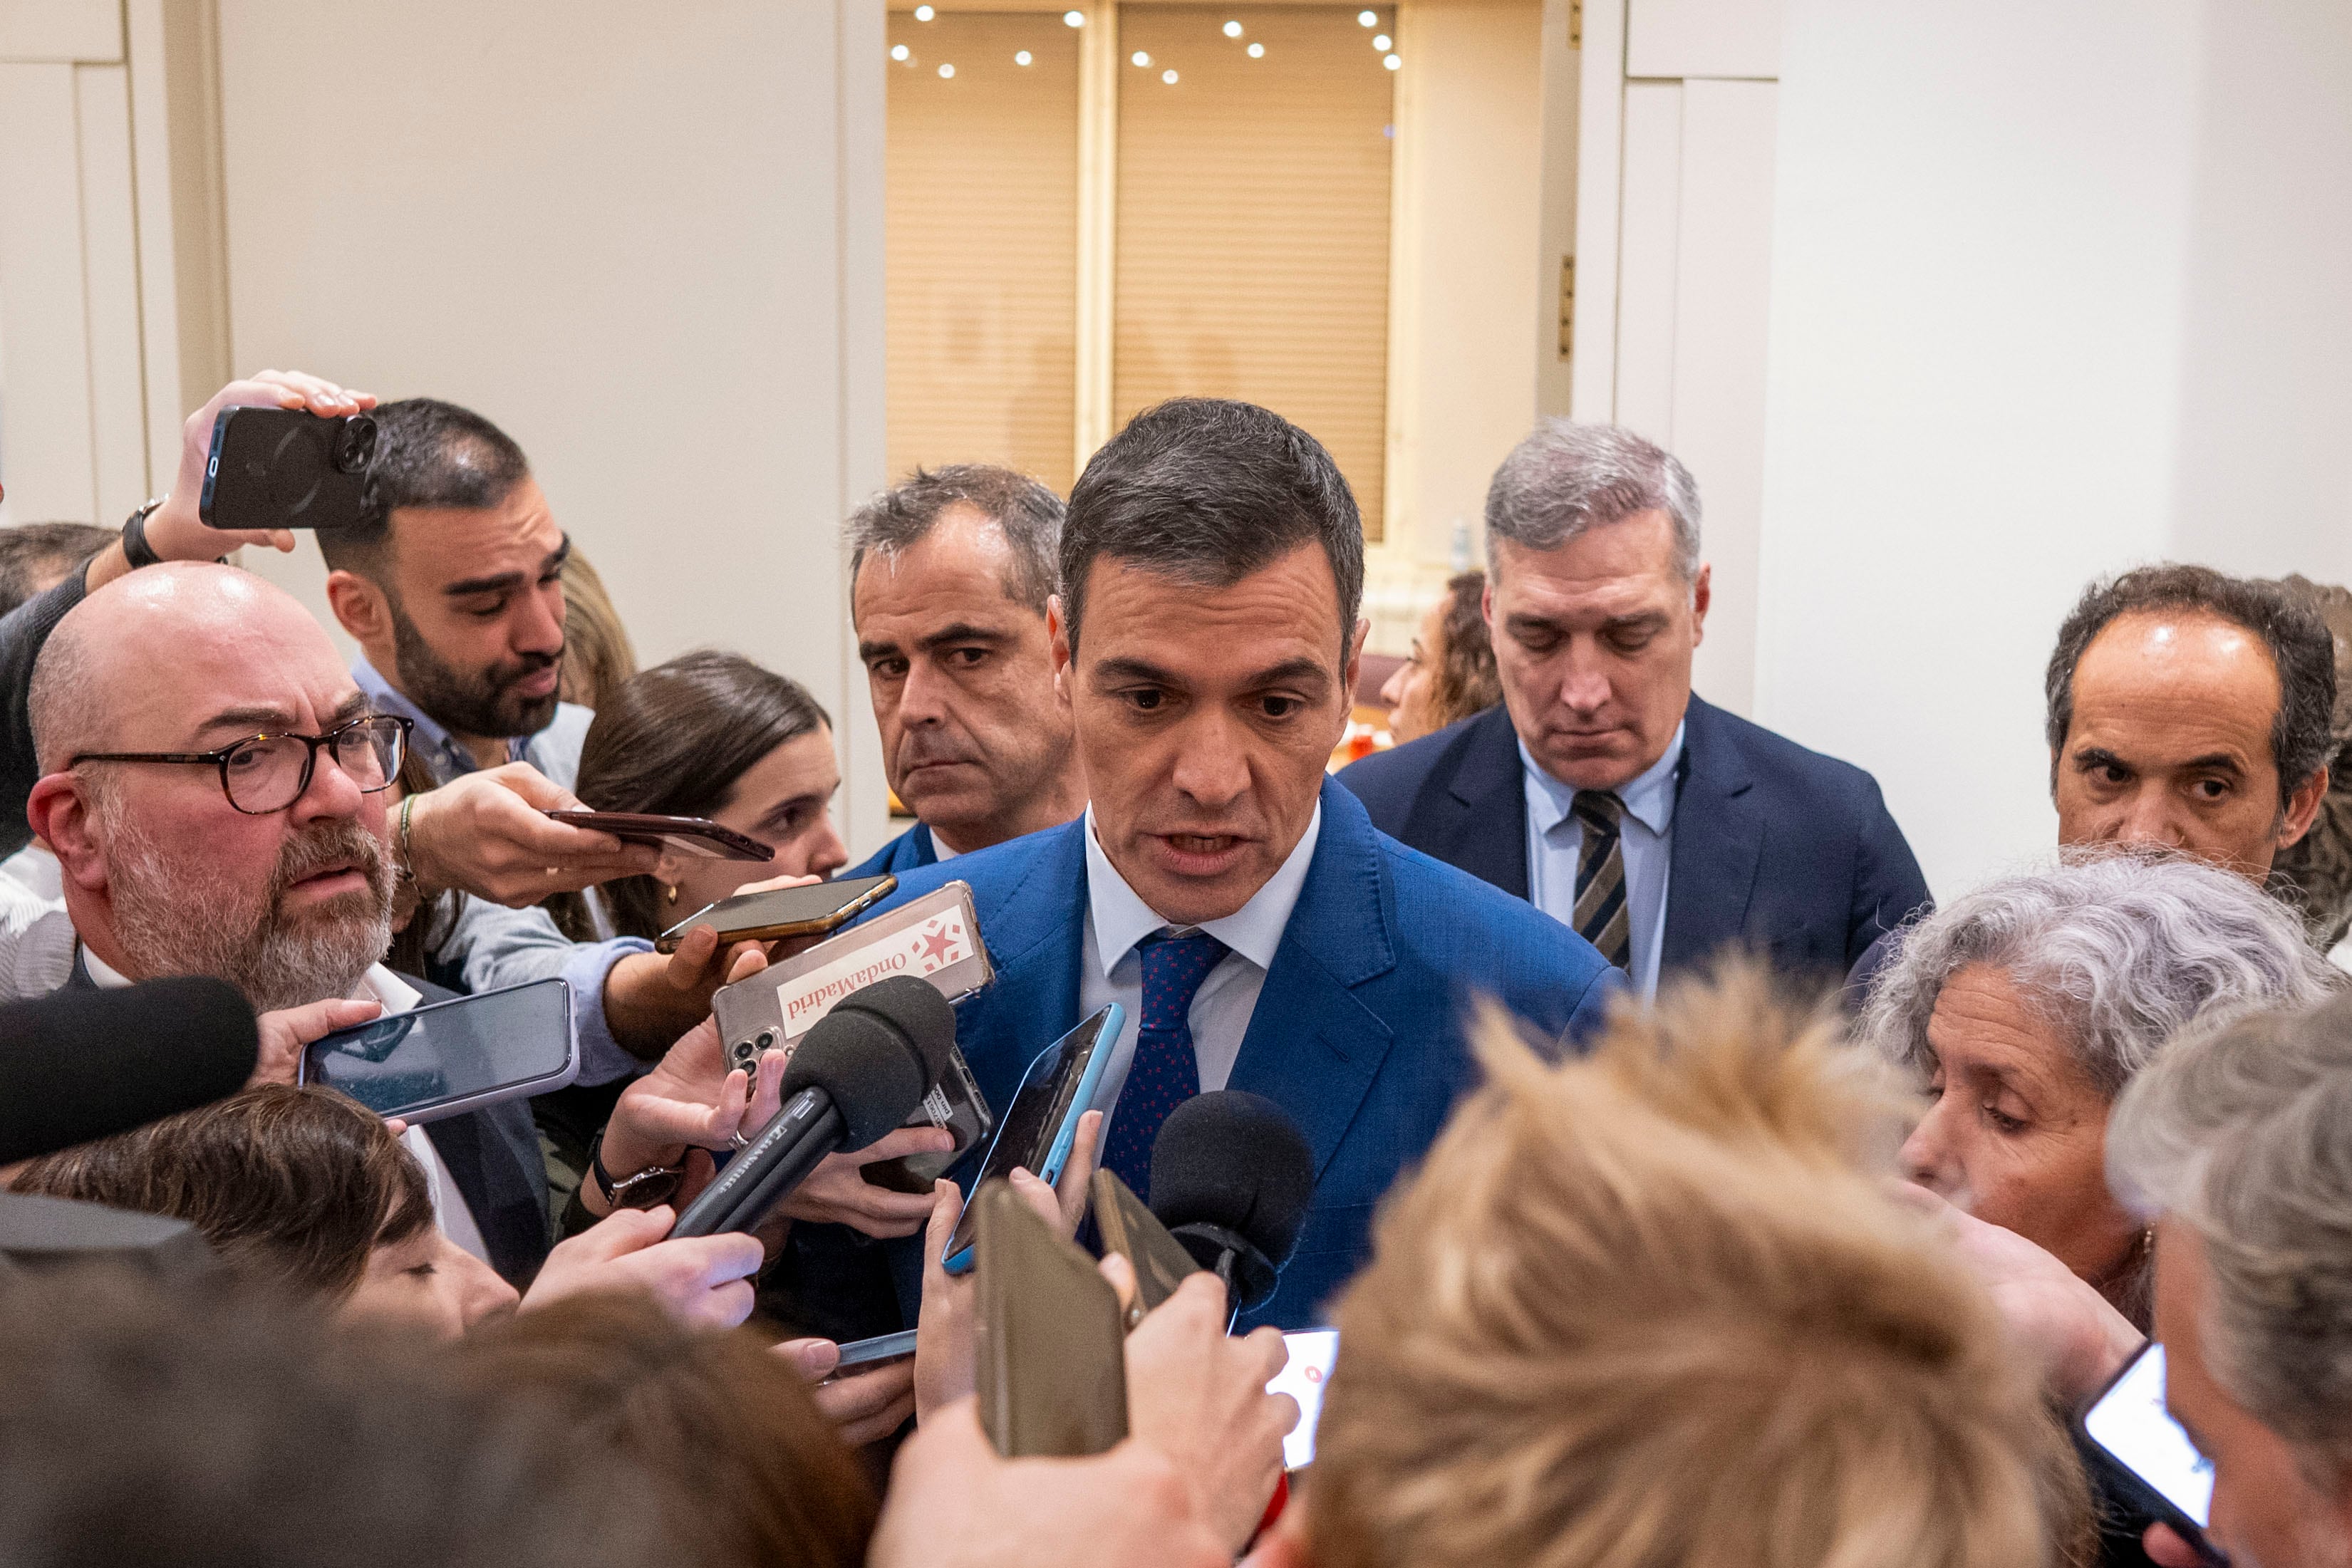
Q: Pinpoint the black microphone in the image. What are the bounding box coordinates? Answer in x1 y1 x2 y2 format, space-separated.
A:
0 977 259 1164
668 975 956 1237
1148 1091 1315 1317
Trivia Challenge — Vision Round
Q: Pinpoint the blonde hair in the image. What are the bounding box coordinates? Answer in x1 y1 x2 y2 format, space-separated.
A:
558 548 638 711
1305 966 2078 1568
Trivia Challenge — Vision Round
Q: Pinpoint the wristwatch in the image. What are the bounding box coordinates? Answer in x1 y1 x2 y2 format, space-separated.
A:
120 498 168 568
586 1128 685 1211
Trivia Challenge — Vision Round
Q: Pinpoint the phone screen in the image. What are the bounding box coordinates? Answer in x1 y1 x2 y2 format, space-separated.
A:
303 978 575 1124
2083 1344 2214 1527
661 874 896 945
1269 1329 1340 1470
943 1006 1120 1266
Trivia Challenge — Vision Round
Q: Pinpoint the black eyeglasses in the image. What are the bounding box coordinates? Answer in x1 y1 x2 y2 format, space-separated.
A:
70 714 413 815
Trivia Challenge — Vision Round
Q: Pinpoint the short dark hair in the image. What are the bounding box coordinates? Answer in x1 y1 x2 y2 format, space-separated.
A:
7 1085 433 1302
320 397 531 580
0 522 114 616
844 464 1062 617
1060 398 1364 653
2046 564 2338 798
559 650 831 941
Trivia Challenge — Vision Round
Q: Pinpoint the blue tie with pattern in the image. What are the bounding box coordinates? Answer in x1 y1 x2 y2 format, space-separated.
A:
1101 928 1230 1201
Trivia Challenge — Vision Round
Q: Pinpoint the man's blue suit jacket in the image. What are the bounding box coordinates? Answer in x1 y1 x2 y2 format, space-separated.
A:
844 819 939 881
1338 695 1931 980
844 776 1622 1330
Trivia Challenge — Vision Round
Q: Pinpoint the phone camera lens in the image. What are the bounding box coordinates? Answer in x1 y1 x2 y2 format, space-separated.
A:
754 1029 778 1052
333 415 379 475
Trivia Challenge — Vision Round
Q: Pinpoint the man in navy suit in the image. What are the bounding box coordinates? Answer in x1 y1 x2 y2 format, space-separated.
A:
839 467 1086 879
846 399 1621 1332
1342 422 1929 995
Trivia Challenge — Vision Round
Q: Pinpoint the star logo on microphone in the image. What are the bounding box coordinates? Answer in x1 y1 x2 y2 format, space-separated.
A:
916 917 968 972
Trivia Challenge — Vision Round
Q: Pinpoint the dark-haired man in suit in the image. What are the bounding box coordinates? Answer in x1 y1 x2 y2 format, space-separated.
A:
1342 421 1929 995
844 399 1622 1332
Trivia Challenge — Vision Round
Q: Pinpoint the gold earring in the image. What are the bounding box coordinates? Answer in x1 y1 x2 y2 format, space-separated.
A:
666 884 679 905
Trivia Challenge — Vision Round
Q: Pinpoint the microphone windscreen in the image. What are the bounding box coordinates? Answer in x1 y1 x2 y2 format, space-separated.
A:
828 973 958 1084
1149 1091 1316 1267
782 982 940 1148
0 978 259 1165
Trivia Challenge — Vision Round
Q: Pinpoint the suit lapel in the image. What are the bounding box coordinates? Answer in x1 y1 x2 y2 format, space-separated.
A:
1227 782 1397 1181
1662 695 1764 967
1433 705 1530 898
972 819 1087 1054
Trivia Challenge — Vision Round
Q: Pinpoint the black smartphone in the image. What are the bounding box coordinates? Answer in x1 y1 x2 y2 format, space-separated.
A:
863 1040 993 1193
544 810 773 862
299 978 576 1124
199 406 377 530
2077 1342 2220 1562
941 1004 1123 1273
832 1329 918 1371
653 874 897 954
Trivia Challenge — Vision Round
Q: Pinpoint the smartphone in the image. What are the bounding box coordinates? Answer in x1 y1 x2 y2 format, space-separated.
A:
832 1329 918 1371
975 1180 1129 1458
299 977 576 1124
1268 1329 1340 1471
862 1040 993 1193
199 406 377 531
2078 1343 2218 1557
941 1004 1124 1274
653 873 896 954
545 810 773 862
1091 1167 1200 1324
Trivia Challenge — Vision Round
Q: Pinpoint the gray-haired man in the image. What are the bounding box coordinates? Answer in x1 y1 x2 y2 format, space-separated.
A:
841 465 1084 876
1341 419 1929 994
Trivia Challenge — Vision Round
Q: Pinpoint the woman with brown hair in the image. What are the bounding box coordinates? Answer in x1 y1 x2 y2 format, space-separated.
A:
9 1084 517 1336
1379 570 1501 744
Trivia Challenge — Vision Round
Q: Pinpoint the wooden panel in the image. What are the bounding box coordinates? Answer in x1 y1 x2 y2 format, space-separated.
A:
0 61 97 522
78 63 152 516
886 8 1082 492
1611 78 1679 440
0 0 120 62
1625 0 1780 79
1671 77 1776 716
1113 4 1394 532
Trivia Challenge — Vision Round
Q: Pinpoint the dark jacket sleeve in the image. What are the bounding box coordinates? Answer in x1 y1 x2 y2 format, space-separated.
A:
0 573 93 858
1845 777 1932 967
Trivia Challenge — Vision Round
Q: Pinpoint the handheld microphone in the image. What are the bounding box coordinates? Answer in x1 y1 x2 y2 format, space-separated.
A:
1148 1091 1315 1317
668 975 956 1238
0 977 259 1164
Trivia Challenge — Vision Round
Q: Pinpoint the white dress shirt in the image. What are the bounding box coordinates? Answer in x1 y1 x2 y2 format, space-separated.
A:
1079 803 1322 1137
81 950 493 1267
1523 720 1686 1000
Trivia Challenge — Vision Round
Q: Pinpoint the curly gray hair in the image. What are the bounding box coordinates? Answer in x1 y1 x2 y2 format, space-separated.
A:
1860 850 2341 1098
2109 994 2352 1475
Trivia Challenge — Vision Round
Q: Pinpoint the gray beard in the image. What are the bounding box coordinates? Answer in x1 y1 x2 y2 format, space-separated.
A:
99 809 396 1014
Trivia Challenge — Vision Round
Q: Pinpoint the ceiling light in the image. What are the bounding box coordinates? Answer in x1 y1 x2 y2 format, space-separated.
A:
1063 9 1083 24
938 61 955 76
1162 68 1178 83
1222 19 1242 36
1358 10 1377 25
1372 33 1391 49
1131 49 1150 66
1384 52 1400 68
1247 41 1264 56
1015 48 1032 64
913 4 934 18
890 43 908 60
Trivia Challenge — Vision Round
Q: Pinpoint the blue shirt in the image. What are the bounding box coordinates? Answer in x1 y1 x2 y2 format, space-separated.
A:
1522 720 1685 1000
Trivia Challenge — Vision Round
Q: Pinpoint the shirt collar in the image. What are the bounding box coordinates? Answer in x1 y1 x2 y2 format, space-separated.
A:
1520 717 1687 839
1082 801 1322 978
83 951 418 1016
351 654 524 782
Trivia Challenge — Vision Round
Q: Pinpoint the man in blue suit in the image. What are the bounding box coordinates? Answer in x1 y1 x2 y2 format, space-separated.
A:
844 399 1620 1333
839 467 1086 879
1342 422 1929 995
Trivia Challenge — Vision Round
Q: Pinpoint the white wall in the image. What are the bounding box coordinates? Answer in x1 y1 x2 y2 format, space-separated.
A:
1753 0 2352 900
200 0 892 853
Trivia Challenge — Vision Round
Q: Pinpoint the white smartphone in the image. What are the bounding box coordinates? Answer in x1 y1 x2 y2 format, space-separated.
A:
1268 1328 1340 1471
2078 1342 2217 1552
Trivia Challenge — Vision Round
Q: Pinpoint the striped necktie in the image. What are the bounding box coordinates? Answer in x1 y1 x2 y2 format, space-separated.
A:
1571 790 1632 971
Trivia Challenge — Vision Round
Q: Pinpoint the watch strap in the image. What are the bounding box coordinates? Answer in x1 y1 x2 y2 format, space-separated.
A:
120 499 167 569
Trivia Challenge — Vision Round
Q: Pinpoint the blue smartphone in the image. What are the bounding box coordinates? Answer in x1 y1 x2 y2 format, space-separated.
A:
940 1003 1124 1274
